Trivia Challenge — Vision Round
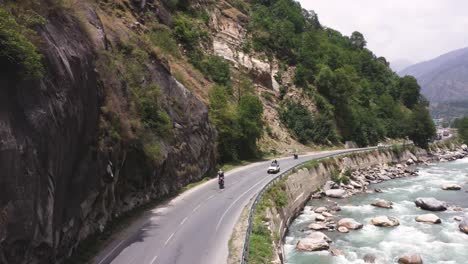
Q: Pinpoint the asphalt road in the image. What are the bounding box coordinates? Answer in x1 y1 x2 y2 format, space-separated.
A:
92 147 373 264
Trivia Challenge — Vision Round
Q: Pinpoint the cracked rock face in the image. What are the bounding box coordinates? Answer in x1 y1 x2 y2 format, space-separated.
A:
0 6 216 264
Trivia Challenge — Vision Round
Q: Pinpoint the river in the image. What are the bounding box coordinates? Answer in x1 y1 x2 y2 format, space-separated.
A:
285 158 468 264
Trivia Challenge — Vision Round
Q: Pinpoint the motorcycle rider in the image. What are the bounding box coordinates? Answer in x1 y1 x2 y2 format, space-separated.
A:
218 169 225 188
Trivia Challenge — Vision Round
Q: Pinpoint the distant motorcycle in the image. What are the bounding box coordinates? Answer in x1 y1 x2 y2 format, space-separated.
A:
218 177 225 189
218 170 225 189
293 153 298 159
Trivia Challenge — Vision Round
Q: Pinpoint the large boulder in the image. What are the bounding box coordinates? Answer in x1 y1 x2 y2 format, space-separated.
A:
398 252 423 264
337 218 363 230
325 189 347 198
371 200 393 209
414 198 447 211
371 216 400 227
415 214 441 224
441 184 462 191
460 217 468 234
296 232 331 251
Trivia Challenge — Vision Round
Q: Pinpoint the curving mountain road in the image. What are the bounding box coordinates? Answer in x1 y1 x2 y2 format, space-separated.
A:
92 148 373 264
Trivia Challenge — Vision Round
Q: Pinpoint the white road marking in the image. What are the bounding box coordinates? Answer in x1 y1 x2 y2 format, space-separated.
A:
150 255 158 264
97 240 125 264
206 194 215 201
180 217 188 226
192 204 201 213
215 178 270 231
164 233 175 246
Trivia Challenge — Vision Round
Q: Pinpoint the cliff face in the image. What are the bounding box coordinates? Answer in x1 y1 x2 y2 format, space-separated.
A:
0 3 216 264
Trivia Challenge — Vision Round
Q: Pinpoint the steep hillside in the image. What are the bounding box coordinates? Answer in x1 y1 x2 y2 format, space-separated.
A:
0 0 434 263
399 47 468 102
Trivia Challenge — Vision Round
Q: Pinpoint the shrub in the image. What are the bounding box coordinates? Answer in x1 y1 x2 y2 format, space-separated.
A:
148 25 180 57
200 55 231 85
0 8 44 79
173 13 208 49
279 101 338 144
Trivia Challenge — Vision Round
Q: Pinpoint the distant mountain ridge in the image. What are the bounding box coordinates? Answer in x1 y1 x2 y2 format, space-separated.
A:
399 47 468 102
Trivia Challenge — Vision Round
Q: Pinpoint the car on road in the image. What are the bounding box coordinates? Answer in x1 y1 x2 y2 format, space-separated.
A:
267 163 280 174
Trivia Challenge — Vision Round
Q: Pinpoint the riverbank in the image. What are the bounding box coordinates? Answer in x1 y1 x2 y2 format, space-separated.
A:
285 144 468 264
244 143 468 264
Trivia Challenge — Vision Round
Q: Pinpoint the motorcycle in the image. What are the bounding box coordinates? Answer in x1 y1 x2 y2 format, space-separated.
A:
218 177 225 189
293 153 298 159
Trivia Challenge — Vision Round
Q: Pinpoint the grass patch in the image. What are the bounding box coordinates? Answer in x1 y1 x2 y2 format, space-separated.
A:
247 178 288 263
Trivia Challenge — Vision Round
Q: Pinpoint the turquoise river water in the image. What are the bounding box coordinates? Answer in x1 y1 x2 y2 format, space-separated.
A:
285 158 468 264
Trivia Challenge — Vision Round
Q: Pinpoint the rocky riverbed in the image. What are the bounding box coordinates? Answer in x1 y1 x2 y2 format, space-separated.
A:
285 145 468 264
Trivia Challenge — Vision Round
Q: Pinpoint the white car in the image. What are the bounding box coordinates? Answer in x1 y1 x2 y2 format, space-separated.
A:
267 163 280 174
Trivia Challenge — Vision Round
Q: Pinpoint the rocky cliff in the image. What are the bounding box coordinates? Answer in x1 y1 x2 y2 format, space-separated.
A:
0 1 216 263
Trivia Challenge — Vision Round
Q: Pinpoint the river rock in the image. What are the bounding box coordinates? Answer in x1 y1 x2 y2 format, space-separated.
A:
322 212 334 217
415 214 441 224
441 184 462 191
337 218 363 230
414 197 447 211
363 253 377 263
460 217 468 234
296 232 331 251
314 207 328 213
398 252 423 264
308 223 328 230
315 214 326 221
337 226 349 233
325 189 347 198
371 200 393 209
330 247 343 256
371 216 400 227
454 216 462 222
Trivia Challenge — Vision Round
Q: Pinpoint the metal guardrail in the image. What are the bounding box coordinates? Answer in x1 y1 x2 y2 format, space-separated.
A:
240 145 412 263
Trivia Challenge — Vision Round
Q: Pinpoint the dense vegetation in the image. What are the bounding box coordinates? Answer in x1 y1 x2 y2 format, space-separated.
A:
209 85 264 162
0 7 45 79
453 117 468 144
246 0 435 148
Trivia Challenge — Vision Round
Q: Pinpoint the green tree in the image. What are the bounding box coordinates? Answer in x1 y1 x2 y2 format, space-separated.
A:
209 86 240 162
408 104 436 148
399 76 421 109
237 95 264 158
456 117 468 144
350 31 366 49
